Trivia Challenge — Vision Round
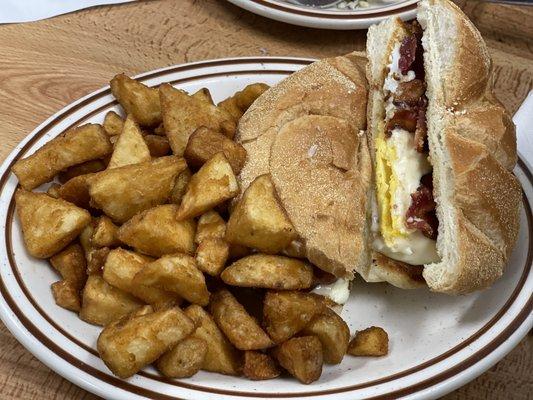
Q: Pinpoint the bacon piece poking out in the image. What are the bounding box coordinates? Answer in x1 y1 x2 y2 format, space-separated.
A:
398 35 417 75
414 96 428 153
393 79 426 106
385 109 418 135
406 174 438 240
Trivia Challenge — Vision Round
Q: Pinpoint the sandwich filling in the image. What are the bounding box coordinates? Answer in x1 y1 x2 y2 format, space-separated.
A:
373 21 440 266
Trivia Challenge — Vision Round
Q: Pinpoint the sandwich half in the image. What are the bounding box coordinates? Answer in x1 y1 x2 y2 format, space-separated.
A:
366 0 521 294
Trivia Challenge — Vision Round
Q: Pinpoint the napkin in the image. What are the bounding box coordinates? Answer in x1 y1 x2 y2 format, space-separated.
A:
513 91 533 169
0 0 135 24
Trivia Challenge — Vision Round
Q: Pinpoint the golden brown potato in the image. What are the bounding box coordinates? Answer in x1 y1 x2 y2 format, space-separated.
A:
51 280 81 311
97 305 194 378
221 255 313 290
110 74 161 127
57 173 94 209
156 337 207 378
226 174 296 254
79 275 143 326
159 83 236 155
273 336 322 384
103 110 124 136
15 190 91 258
107 115 151 169
301 308 350 364
243 351 280 381
89 156 186 223
184 305 241 376
347 326 389 357
263 291 325 343
46 183 61 198
133 254 209 306
176 153 239 220
192 87 214 105
144 134 171 157
86 247 110 275
117 204 196 257
209 289 273 350
103 248 179 307
91 216 120 248
184 127 247 173
195 211 226 243
196 238 229 276
49 243 87 291
58 159 106 183
218 83 269 121
12 124 112 190
169 167 192 205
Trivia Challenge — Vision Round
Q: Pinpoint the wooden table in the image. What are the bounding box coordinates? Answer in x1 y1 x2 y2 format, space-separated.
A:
0 0 531 398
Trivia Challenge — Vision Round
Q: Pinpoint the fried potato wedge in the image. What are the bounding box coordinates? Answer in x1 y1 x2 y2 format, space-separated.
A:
263 291 325 343
80 223 110 275
15 190 91 258
221 255 313 290
226 174 296 253
103 248 179 307
170 167 192 205
108 115 151 169
157 337 207 378
12 124 112 190
117 204 196 257
57 173 94 209
103 110 124 136
184 127 247 173
301 308 350 364
50 243 87 291
196 238 229 276
159 83 236 155
192 87 214 105
243 351 280 380
184 305 241 376
273 336 322 384
210 289 273 350
144 134 171 157
46 183 60 198
89 156 186 223
91 216 120 248
51 280 82 311
347 326 389 357
176 153 239 220
195 211 226 243
58 159 106 183
97 305 194 378
110 74 161 127
79 275 143 326
218 83 269 121
133 254 209 306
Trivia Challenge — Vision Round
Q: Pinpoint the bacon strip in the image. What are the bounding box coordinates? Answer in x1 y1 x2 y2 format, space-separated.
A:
398 35 417 75
405 174 438 240
385 109 418 135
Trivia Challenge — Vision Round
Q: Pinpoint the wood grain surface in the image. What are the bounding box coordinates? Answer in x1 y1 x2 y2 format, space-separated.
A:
0 0 531 398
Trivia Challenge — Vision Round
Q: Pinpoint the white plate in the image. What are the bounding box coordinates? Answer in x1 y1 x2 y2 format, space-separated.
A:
226 0 418 29
0 58 531 400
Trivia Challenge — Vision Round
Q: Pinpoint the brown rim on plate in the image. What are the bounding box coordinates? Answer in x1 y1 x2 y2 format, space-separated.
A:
0 58 531 399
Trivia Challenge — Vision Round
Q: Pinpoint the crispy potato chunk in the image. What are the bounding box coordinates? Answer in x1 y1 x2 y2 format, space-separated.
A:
218 83 269 121
79 275 143 326
184 305 241 375
243 351 280 380
195 211 226 243
58 159 106 183
301 308 350 364
103 248 178 307
108 115 151 169
144 134 171 157
273 336 322 384
51 281 82 312
91 216 120 248
192 87 214 105
110 74 161 127
221 254 313 290
49 243 87 311
46 183 60 198
347 326 389 357
196 238 229 276
159 83 236 155
80 222 110 275
133 254 209 306
103 110 124 136
12 124 112 190
184 127 247 173
157 337 207 378
97 305 194 378
15 190 91 258
57 173 94 209
89 156 186 223
176 153 239 220
117 204 196 257
210 289 273 350
170 167 192 205
263 291 325 343
226 174 296 253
